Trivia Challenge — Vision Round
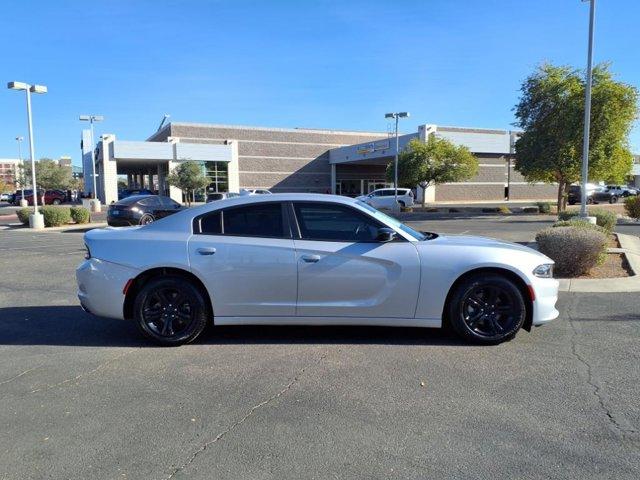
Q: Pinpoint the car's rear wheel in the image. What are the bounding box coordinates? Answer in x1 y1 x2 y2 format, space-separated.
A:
52 198 61 205
587 197 594 204
448 273 526 344
140 214 154 225
134 276 208 346
398 200 406 208
609 196 618 204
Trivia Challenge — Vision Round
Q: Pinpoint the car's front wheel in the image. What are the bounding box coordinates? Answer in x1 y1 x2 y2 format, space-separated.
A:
133 276 209 346
52 198 61 205
609 196 618 204
448 273 526 344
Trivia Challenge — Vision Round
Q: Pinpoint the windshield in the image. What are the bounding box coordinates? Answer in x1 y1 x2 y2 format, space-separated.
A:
356 201 430 241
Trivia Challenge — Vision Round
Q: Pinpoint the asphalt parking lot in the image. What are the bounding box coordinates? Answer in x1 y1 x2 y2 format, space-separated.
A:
1 218 639 479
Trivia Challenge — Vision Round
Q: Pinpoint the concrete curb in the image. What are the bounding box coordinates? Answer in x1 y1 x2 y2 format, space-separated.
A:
558 233 640 293
2 222 108 233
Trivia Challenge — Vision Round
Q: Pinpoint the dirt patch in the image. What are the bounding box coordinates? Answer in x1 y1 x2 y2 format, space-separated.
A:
556 253 633 279
608 234 621 248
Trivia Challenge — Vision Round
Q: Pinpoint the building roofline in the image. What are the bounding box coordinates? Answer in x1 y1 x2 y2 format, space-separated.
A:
154 121 388 138
436 125 521 135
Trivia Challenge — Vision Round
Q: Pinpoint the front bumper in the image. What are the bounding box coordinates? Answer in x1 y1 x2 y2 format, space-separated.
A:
530 277 560 326
76 258 140 319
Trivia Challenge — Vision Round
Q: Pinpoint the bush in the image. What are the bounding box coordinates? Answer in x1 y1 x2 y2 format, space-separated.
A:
70 206 90 224
557 209 617 232
41 206 71 227
624 196 640 220
16 207 31 225
498 206 511 214
536 226 607 277
552 219 608 235
536 202 552 214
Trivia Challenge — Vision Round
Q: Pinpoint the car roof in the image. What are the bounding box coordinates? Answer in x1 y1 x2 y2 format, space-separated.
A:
116 194 157 205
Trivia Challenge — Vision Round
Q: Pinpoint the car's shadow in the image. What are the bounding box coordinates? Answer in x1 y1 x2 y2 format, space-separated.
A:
0 306 470 347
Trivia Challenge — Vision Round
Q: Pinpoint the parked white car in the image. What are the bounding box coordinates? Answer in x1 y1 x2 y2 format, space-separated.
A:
240 188 272 195
357 188 414 209
77 194 559 346
605 185 638 197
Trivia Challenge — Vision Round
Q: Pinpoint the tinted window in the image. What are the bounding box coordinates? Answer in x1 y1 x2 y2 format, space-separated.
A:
139 196 160 207
199 211 222 234
159 196 179 208
293 202 382 242
207 193 223 201
223 203 285 238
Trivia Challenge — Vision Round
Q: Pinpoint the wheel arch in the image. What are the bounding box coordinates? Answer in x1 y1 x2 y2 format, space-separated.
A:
123 267 213 322
442 267 534 332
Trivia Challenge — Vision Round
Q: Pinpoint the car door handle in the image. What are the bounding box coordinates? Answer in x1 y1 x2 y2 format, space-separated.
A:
197 247 217 256
301 254 321 263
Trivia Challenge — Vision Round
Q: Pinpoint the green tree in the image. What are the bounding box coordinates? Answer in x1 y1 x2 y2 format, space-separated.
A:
35 158 73 191
514 63 638 211
166 161 209 206
387 136 478 207
0 178 8 194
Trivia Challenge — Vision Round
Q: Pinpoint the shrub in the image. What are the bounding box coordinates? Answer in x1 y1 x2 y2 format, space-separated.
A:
536 202 552 214
41 206 71 227
624 196 640 220
552 219 608 235
498 206 511 215
557 209 616 232
70 206 90 224
536 226 607 277
16 207 31 225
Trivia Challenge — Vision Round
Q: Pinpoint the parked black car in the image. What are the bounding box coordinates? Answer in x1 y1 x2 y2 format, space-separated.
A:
107 195 183 226
567 185 619 205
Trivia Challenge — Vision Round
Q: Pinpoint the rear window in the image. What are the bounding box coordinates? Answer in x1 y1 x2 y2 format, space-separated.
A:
223 203 285 238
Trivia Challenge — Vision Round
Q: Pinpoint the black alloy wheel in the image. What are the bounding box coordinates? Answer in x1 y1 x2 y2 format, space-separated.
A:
140 214 155 225
134 276 208 345
448 273 526 344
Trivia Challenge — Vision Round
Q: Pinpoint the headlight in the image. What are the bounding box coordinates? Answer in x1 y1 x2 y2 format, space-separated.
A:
533 264 553 278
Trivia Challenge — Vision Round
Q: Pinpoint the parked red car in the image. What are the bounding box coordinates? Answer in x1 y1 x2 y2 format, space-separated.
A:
22 189 66 206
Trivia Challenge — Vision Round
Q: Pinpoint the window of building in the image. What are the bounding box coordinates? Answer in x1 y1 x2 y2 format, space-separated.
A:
204 161 229 193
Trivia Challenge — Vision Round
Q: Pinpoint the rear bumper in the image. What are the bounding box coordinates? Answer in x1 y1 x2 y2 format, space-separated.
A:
107 216 136 226
76 258 140 319
530 277 560 326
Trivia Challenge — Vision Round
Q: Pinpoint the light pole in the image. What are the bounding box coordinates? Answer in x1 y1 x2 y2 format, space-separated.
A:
7 81 47 229
384 112 410 209
580 0 596 219
79 115 104 202
15 136 26 206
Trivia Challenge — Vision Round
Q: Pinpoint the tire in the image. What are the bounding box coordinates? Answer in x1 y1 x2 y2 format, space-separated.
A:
587 197 594 205
140 214 155 225
609 196 618 204
52 198 61 205
398 200 406 208
447 273 526 344
134 275 209 346
568 200 576 206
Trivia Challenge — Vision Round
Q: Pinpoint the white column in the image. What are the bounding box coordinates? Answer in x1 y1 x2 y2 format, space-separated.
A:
167 160 183 203
227 140 240 193
100 135 118 205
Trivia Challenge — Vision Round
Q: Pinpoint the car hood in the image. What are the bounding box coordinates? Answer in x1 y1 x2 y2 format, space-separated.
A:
429 234 547 256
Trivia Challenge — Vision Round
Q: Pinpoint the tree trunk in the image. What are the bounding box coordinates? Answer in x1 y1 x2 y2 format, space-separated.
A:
421 185 426 208
557 181 567 213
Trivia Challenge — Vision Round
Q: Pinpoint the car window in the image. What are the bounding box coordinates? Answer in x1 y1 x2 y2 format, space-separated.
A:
197 211 222 234
138 197 160 207
293 202 383 242
223 203 286 238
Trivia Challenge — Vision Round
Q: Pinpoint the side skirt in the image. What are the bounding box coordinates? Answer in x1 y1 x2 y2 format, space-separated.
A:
214 316 442 328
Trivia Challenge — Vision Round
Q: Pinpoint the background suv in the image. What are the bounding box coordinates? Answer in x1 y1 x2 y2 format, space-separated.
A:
357 188 414 209
567 184 619 205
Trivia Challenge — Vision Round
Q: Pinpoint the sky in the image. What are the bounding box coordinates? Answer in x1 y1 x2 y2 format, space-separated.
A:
1 0 639 166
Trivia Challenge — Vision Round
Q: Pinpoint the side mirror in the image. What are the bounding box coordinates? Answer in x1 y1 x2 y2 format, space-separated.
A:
368 193 374 198
376 227 396 242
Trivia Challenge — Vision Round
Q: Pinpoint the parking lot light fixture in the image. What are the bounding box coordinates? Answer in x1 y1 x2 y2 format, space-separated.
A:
7 81 47 228
384 112 410 210
580 0 596 219
79 115 104 201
